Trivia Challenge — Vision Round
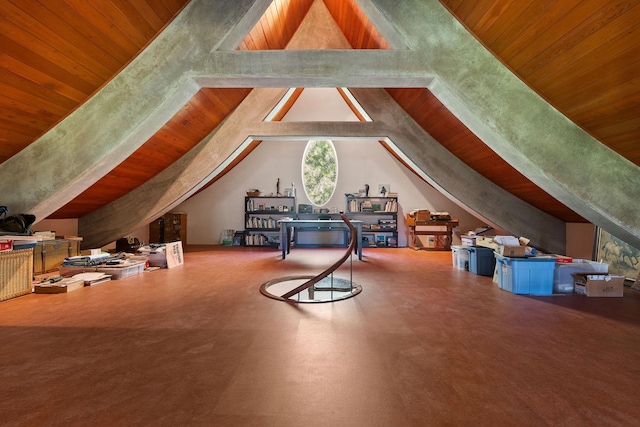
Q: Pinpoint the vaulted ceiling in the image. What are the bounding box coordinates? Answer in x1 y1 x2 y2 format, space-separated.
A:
1 0 639 227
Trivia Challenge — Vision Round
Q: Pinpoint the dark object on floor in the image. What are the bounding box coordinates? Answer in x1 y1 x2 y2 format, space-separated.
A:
116 237 141 253
0 206 36 235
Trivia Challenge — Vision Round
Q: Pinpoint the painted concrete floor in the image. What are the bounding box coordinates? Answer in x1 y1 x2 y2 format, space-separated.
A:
1 246 640 426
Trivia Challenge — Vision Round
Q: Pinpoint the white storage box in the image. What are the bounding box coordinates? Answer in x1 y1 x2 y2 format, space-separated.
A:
451 245 469 270
461 236 476 246
148 252 167 268
95 261 145 280
554 260 608 293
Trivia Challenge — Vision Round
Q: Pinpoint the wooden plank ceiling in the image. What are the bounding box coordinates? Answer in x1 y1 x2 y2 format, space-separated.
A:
1 0 638 223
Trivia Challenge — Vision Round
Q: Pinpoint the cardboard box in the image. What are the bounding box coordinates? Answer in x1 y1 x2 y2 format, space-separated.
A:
554 259 608 293
34 278 85 294
483 236 529 258
406 210 430 226
476 236 499 250
34 231 56 239
415 210 430 222
496 245 527 257
573 273 625 297
415 234 446 249
461 236 476 246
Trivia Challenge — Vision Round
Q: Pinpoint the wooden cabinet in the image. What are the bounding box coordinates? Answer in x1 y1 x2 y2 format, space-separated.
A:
149 212 187 245
244 196 295 247
33 238 80 274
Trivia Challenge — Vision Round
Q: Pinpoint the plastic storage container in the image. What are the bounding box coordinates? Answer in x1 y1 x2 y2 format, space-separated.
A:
95 261 146 280
461 236 476 246
468 246 496 276
495 254 556 295
451 245 469 270
553 259 608 292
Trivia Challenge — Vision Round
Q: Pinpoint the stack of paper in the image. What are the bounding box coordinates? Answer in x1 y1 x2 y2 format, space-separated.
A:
72 272 111 286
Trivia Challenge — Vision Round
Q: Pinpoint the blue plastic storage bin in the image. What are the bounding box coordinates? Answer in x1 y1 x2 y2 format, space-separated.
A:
494 254 556 295
468 246 496 276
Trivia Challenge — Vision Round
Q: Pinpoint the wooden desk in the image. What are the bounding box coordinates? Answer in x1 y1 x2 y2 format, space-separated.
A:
278 219 363 260
409 219 459 251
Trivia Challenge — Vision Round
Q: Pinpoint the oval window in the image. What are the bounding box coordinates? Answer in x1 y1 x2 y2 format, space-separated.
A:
302 139 338 206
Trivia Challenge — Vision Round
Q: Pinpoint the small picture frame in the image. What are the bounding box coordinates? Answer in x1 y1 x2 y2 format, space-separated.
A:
378 184 390 196
258 203 265 211
284 188 293 197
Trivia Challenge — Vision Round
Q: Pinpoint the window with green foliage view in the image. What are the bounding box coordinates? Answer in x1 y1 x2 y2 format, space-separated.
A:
302 139 338 206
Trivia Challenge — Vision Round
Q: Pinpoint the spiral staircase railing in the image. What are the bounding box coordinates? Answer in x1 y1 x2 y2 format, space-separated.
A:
260 214 361 303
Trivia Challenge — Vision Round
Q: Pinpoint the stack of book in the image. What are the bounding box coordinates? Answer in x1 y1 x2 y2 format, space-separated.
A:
383 200 397 212
361 200 373 212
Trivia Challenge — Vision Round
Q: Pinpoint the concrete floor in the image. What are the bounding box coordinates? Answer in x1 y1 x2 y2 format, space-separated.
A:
1 246 640 426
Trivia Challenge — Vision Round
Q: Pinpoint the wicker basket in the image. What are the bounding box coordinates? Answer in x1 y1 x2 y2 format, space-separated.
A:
1 248 34 301
246 191 260 197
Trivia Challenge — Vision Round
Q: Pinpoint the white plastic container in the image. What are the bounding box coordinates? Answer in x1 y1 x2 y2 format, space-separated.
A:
451 245 469 270
461 236 476 246
95 261 145 280
553 260 608 292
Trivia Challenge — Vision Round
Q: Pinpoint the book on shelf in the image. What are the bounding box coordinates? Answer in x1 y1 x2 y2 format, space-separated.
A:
246 216 277 229
384 200 397 212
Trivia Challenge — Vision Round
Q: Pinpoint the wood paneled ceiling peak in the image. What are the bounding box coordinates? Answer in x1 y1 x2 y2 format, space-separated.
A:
238 0 315 50
238 0 391 50
322 0 391 49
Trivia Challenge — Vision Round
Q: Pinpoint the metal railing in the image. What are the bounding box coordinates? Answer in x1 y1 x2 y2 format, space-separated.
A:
280 214 357 299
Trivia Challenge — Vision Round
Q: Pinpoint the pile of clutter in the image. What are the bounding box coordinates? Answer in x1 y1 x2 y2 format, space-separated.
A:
455 228 626 297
